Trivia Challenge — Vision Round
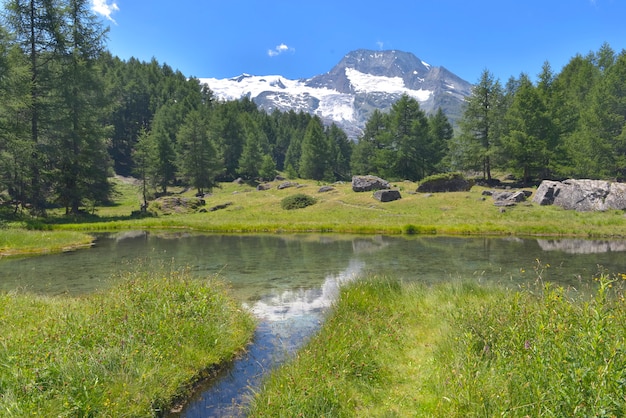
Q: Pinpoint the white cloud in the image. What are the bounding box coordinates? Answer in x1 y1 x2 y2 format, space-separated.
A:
376 41 384 50
268 43 295 57
91 0 119 23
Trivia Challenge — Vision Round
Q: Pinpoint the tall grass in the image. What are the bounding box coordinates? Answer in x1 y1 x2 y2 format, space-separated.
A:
0 269 255 416
435 272 626 417
248 273 626 417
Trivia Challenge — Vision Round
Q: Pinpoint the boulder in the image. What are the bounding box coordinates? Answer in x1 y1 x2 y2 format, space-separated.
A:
256 183 271 191
416 173 472 193
352 175 390 192
373 189 402 202
277 181 298 190
533 179 626 211
318 186 335 193
492 190 531 207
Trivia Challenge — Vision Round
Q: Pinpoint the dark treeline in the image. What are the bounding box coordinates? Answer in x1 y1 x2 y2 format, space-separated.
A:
1 2 625 216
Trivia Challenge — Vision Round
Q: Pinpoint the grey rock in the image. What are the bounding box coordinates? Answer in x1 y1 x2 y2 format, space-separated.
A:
533 179 626 211
416 174 472 193
373 189 402 202
318 186 335 193
256 183 271 191
352 175 390 192
277 181 298 190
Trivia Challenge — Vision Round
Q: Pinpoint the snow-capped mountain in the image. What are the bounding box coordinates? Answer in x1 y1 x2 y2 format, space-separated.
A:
199 49 472 138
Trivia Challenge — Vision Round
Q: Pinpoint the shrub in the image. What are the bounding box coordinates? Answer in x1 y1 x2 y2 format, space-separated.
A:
281 193 316 210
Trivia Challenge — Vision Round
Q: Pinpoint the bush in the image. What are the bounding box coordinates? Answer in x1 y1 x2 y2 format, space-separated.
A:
281 193 316 210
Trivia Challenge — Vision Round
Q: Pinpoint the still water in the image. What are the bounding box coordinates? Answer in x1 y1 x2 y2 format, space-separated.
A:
2 232 626 416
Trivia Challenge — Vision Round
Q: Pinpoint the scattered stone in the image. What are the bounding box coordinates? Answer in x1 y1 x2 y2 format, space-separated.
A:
318 186 335 193
277 181 298 190
352 175 390 192
256 183 271 191
274 175 286 181
533 179 626 211
373 189 402 202
233 177 245 185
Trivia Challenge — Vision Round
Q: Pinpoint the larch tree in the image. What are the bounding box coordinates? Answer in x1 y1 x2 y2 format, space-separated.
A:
52 0 112 214
299 117 329 180
4 0 65 214
458 69 504 181
176 109 220 195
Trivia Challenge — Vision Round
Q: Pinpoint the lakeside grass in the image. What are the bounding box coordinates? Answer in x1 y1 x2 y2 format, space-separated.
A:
0 268 255 416
4 176 626 256
247 274 626 417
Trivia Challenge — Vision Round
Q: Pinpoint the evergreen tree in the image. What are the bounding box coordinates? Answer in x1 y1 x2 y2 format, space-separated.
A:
133 127 153 210
458 69 504 180
176 109 220 195
299 117 329 180
502 74 556 183
583 51 626 177
351 109 387 176
238 132 263 180
325 123 352 180
51 0 112 214
388 94 431 180
149 102 185 193
4 0 65 214
427 107 453 175
0 26 32 209
259 154 277 181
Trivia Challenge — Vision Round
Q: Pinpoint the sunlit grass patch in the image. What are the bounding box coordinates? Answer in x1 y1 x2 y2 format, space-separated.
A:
0 268 255 416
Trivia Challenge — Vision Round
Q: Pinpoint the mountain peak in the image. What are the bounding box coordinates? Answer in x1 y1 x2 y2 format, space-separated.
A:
200 49 472 138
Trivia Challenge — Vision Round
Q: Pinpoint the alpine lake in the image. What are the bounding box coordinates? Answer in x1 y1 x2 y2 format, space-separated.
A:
2 232 626 416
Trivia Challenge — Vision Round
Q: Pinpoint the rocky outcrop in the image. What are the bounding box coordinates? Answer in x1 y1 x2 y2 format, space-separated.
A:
149 196 205 215
352 175 390 192
373 189 402 202
533 179 626 211
416 173 472 193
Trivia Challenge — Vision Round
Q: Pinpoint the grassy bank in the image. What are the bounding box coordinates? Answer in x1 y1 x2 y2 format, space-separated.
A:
247 274 626 417
0 229 94 257
0 269 255 416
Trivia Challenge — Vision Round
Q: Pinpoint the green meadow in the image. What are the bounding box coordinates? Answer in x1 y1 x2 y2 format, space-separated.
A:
3 176 626 257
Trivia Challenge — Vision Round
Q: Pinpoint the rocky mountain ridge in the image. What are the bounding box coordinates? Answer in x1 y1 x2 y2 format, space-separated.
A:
199 49 473 138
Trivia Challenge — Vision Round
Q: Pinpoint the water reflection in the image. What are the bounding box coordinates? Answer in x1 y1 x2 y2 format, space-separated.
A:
175 259 365 417
537 239 626 254
248 259 365 321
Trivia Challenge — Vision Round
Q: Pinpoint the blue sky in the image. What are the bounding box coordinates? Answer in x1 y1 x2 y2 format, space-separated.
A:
92 0 626 84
